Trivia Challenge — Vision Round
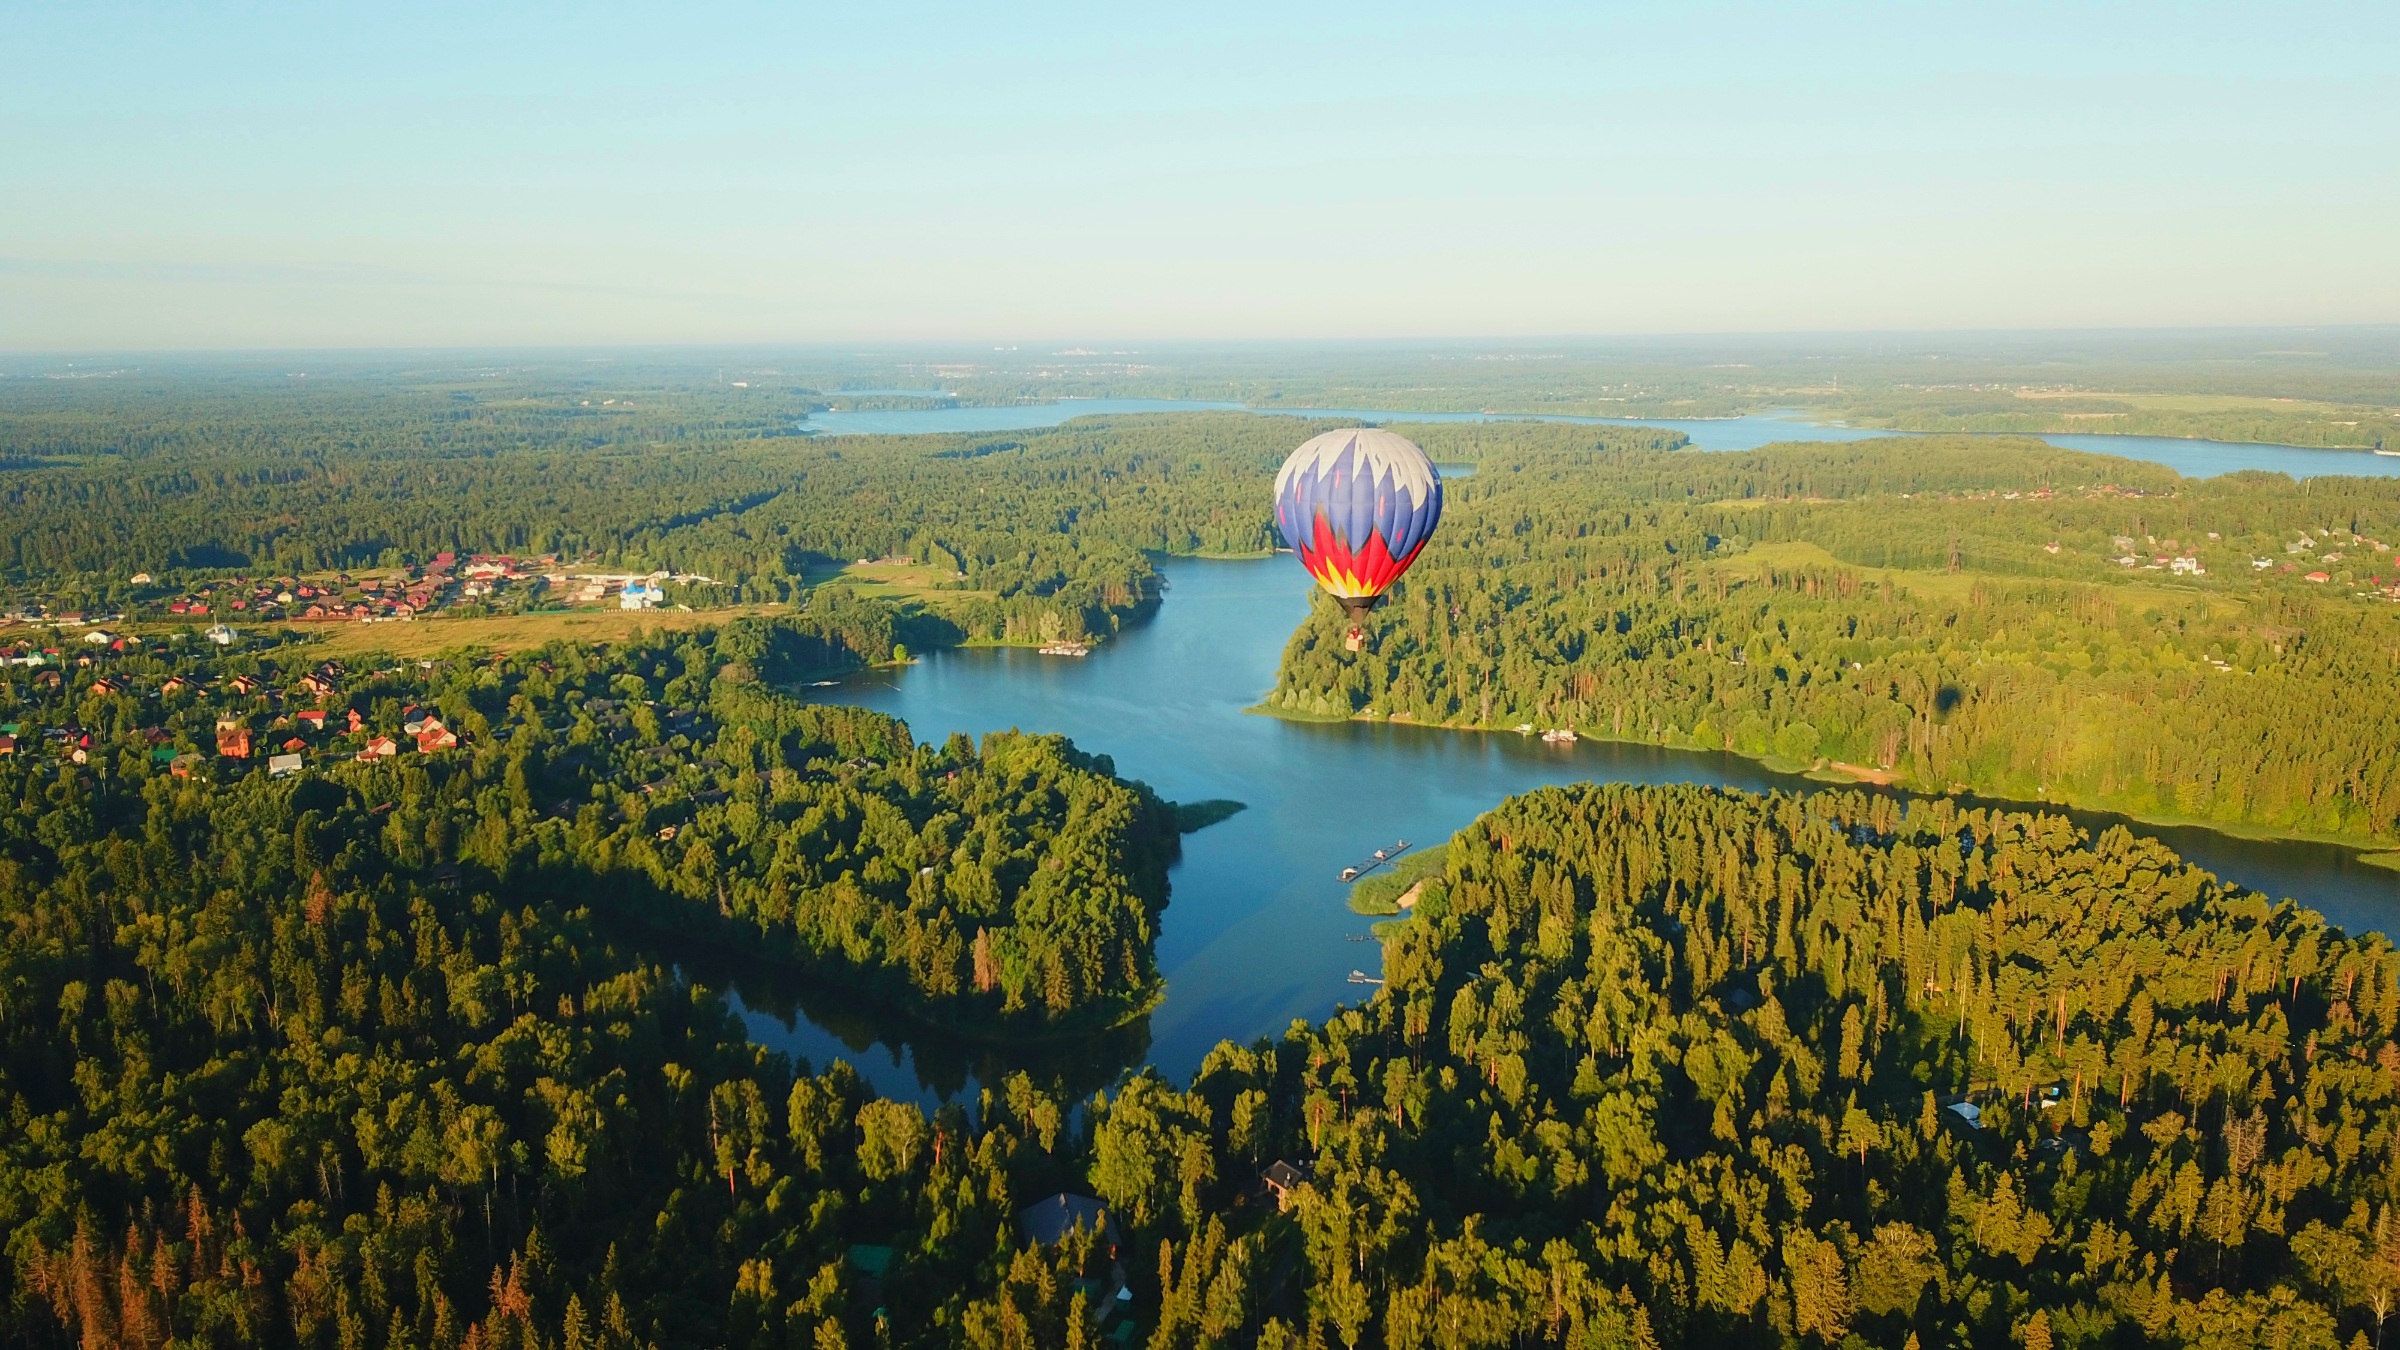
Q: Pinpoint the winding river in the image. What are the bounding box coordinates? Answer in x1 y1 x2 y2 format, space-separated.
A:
723 555 2400 1108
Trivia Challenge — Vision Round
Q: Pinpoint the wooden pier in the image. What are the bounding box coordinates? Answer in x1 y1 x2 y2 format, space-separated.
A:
1337 840 1411 883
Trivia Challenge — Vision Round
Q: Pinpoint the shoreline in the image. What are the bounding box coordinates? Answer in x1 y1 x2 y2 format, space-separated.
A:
611 897 1169 1049
1246 695 2392 856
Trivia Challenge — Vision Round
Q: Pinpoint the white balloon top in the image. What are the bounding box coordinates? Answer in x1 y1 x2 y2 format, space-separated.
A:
1274 428 1440 509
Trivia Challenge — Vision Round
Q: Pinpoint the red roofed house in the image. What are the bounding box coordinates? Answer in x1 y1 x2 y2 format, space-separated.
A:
416 722 459 753
358 735 399 761
215 719 252 759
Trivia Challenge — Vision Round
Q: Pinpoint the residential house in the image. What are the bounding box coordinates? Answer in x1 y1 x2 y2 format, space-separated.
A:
1017 1194 1121 1258
215 719 252 759
268 753 303 778
1261 1160 1313 1211
416 722 459 752
358 735 400 762
297 710 328 731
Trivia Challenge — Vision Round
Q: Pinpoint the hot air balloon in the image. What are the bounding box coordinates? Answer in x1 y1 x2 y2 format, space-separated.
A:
1274 428 1444 617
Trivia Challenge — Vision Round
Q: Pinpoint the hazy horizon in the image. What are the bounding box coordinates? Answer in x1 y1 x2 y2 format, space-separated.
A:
6 1 2395 350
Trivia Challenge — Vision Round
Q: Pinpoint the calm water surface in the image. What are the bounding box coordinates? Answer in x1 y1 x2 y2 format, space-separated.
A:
800 401 2399 481
731 557 2400 1106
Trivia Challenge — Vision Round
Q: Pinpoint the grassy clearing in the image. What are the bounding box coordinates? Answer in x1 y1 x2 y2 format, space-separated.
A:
809 559 998 605
1348 843 1448 915
2011 390 2376 416
1709 539 1985 603
1711 539 2245 619
253 606 788 660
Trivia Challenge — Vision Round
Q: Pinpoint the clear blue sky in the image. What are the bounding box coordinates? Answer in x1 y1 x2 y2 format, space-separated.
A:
3 1 2393 348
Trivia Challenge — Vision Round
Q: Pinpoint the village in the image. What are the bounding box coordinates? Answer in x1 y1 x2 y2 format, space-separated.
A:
143 552 692 623
0 648 473 780
1 552 704 631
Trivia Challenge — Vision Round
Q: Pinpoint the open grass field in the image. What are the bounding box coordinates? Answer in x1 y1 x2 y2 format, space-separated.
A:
805 559 999 605
259 605 789 660
1710 539 2247 619
2012 389 2392 416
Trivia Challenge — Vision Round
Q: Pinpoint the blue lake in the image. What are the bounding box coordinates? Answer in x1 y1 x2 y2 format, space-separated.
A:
729 556 2400 1107
799 401 2399 481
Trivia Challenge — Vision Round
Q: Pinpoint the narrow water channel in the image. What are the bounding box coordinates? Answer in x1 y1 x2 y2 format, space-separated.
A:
723 556 2400 1107
799 402 2400 481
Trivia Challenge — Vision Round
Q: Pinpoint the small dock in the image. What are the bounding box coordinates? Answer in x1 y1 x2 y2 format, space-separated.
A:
1337 840 1411 883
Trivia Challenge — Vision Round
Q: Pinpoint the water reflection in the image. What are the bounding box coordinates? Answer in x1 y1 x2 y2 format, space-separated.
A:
658 923 1153 1109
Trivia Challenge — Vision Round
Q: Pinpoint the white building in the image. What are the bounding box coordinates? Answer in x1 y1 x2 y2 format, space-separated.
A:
205 624 238 646
619 581 664 611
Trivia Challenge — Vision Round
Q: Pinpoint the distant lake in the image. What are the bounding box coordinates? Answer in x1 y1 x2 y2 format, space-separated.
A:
729 556 2400 1107
798 400 2399 481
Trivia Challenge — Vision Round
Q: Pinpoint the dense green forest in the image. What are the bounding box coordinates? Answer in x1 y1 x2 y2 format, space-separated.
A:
0 623 1178 1033
11 760 2398 1347
1271 428 2400 844
1213 781 2400 1348
0 383 1312 650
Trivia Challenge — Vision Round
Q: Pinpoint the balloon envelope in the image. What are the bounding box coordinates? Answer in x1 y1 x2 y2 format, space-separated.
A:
1273 428 1443 610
